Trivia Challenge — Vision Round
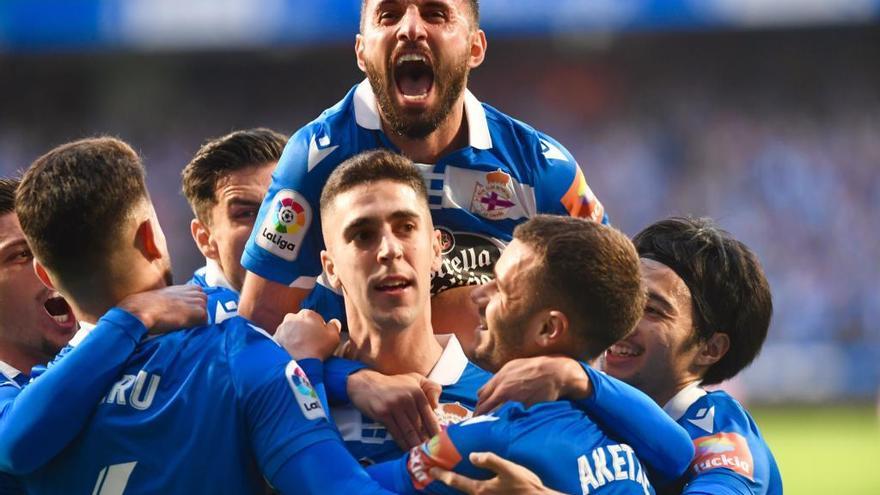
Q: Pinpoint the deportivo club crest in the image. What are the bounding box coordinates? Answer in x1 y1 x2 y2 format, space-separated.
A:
470 169 517 220
274 197 307 234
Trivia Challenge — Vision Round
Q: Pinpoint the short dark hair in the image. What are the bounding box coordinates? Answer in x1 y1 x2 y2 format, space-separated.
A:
182 128 287 224
320 149 429 216
513 216 645 360
0 178 19 216
16 137 148 277
360 0 480 31
633 217 772 385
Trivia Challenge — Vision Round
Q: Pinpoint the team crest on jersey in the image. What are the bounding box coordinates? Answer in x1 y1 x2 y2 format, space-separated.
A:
256 189 311 261
470 169 518 220
691 432 754 481
285 361 325 420
407 429 463 490
435 402 474 427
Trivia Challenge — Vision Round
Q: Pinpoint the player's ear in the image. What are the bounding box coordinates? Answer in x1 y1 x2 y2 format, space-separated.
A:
135 219 163 261
355 35 367 73
695 332 730 367
321 250 343 291
33 259 56 290
191 218 218 261
468 29 487 69
430 228 442 272
536 310 568 348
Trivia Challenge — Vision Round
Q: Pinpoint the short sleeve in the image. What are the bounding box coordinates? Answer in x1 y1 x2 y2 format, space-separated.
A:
226 322 340 481
241 125 334 288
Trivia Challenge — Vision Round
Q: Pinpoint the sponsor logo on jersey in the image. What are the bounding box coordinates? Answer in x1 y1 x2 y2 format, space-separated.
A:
691 432 754 481
256 189 311 261
435 402 474 427
430 231 504 295
285 361 326 420
561 166 604 222
438 227 455 255
470 169 517 220
407 429 463 490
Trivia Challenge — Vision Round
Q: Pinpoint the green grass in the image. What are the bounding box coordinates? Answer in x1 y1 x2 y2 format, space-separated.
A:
750 405 880 494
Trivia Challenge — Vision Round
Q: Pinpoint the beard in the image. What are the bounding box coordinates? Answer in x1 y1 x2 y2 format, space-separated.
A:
365 52 470 139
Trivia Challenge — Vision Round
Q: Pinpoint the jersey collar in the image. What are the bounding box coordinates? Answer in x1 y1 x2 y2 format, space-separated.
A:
203 259 237 293
353 79 492 151
0 360 22 385
69 321 96 349
426 334 469 386
663 381 707 421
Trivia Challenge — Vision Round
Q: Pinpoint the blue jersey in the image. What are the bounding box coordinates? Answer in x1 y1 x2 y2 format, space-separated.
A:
0 362 26 495
663 384 782 495
242 80 606 319
21 316 340 494
331 335 492 465
189 261 240 324
323 346 694 477
370 401 655 495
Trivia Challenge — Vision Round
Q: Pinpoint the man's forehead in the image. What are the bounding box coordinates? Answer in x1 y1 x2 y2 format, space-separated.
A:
640 258 691 305
331 181 429 221
215 163 275 197
495 240 537 282
0 212 25 246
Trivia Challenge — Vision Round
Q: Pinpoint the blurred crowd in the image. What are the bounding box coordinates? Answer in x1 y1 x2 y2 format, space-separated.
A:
1 26 877 401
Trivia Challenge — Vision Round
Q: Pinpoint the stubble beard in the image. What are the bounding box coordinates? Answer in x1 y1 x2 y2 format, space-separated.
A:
365 54 470 139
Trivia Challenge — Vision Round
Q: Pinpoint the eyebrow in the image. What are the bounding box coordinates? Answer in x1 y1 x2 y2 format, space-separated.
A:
0 238 28 256
646 290 676 315
225 198 261 208
341 209 421 239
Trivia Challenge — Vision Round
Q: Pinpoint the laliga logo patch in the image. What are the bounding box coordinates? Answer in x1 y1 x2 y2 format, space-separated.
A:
256 189 311 261
470 169 517 221
285 361 325 420
691 432 754 481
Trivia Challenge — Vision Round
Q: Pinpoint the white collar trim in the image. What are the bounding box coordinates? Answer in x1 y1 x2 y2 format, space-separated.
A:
353 79 492 150
69 321 96 348
426 334 469 386
204 259 236 292
663 381 707 421
0 360 22 384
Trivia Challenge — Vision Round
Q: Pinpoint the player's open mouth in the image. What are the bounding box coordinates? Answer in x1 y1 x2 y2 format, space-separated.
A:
393 52 434 101
374 275 413 293
606 341 644 359
43 294 76 329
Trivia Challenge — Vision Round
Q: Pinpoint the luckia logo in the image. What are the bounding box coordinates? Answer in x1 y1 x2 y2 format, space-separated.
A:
274 197 307 234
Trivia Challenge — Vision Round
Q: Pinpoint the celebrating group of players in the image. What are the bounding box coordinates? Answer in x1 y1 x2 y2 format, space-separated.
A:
0 1 783 494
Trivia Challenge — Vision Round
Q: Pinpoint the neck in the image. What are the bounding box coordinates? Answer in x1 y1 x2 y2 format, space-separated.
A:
655 376 703 407
384 97 469 164
346 310 444 377
64 266 167 326
0 343 46 376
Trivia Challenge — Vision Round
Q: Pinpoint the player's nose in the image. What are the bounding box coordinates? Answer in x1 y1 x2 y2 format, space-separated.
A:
397 5 427 43
377 230 404 261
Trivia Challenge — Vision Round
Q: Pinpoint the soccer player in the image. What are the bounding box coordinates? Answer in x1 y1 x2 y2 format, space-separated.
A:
11 137 394 494
451 217 782 495
604 217 782 494
275 150 693 476
181 128 286 322
239 0 606 348
0 177 75 494
364 215 658 494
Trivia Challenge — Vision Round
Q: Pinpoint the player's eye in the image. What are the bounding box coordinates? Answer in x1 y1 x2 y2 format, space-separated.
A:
8 249 32 264
233 208 258 221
